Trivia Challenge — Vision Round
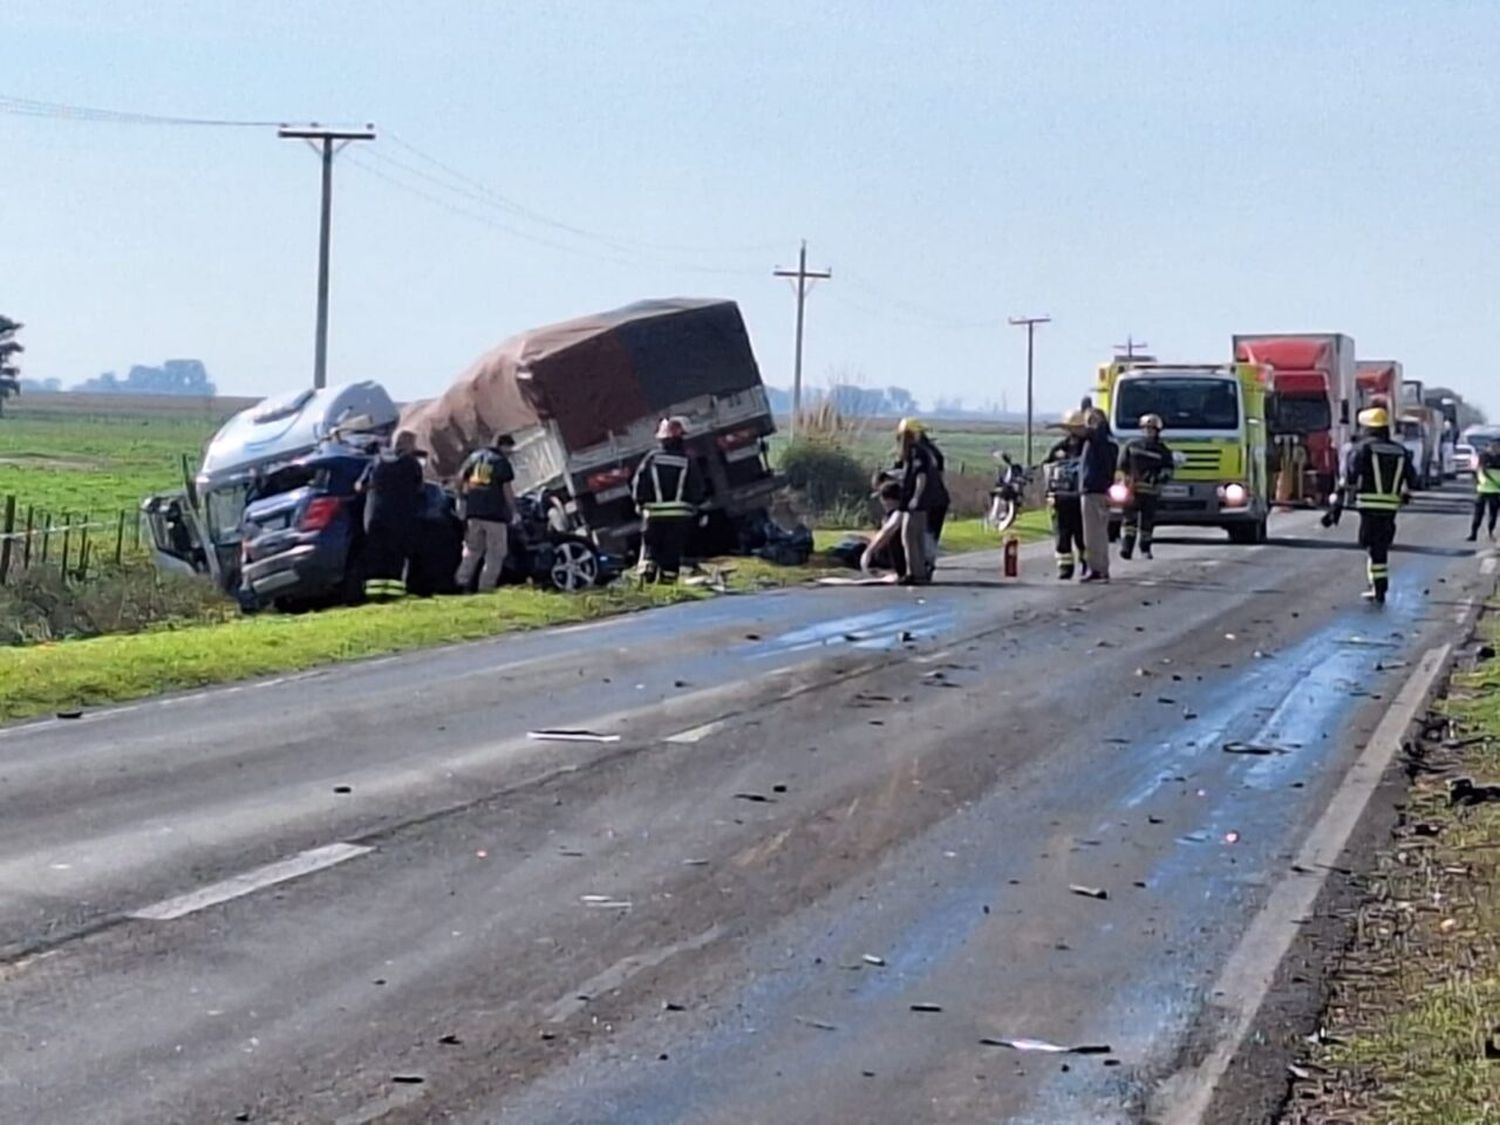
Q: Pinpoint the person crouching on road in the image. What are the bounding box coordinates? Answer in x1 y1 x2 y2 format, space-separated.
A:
1078 408 1119 584
1044 410 1088 580
1118 413 1174 561
861 481 907 577
356 431 426 601
455 434 518 592
1468 437 1500 543
895 417 943 585
1345 406 1414 605
633 417 704 583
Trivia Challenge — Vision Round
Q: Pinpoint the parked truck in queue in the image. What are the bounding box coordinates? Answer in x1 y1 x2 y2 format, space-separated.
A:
1094 360 1271 544
1231 333 1354 507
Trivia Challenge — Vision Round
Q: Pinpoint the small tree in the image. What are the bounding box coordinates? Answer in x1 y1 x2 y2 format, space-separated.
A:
0 316 22 418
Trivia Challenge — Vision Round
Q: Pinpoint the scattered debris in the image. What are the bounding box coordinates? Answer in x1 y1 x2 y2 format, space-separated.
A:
980 1037 1112 1055
1157 697 1177 705
744 633 762 641
1479 644 1496 662
475 850 488 859
333 785 352 794
862 954 886 967
391 1075 425 1085
795 1015 840 1031
662 1001 686 1012
55 710 83 720
772 784 788 794
438 1034 462 1046
1224 633 1238 641
1450 777 1500 807
1069 884 1108 901
557 848 585 857
733 792 776 803
1222 741 1289 756
580 895 632 909
1224 831 1241 845
527 730 621 744
681 858 710 867
1375 659 1409 672
1134 667 1152 678
909 1003 944 1013
1104 737 1131 745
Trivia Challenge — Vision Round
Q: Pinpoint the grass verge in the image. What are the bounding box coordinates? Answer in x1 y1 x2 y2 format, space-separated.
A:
0 558 821 724
1285 617 1500 1123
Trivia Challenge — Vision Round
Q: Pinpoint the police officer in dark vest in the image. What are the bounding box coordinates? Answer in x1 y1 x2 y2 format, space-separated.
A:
1343 406 1413 605
632 417 704 583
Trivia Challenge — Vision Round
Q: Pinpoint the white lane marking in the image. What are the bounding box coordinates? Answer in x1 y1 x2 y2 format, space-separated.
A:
1483 555 1497 576
127 842 373 922
544 925 722 1023
1153 643 1450 1125
664 718 734 744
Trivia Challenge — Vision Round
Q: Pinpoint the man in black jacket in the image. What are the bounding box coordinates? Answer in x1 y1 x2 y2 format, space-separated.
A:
454 434 518 592
633 417 704 583
895 418 945 585
1078 409 1119 583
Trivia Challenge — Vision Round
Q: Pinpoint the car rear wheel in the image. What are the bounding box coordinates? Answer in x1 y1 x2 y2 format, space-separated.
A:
548 538 599 592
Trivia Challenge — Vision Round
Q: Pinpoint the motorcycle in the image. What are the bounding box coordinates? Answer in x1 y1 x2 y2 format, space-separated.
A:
986 452 1032 533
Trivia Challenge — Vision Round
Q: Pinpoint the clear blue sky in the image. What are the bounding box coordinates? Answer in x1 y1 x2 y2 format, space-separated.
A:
6 0 1498 417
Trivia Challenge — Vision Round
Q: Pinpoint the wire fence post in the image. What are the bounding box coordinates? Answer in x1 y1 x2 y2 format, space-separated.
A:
114 510 127 565
0 496 15 585
21 505 34 570
60 515 72 576
76 527 91 583
40 513 52 564
133 511 142 550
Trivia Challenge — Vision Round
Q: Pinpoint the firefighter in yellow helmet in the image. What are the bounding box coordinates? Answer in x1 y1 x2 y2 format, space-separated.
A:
631 417 704 583
1340 406 1414 605
1043 409 1088 579
893 418 948 584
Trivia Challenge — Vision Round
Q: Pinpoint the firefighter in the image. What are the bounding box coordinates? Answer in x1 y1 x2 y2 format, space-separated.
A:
1118 413 1174 560
632 417 704 583
1343 406 1414 605
895 417 944 585
1468 437 1500 543
356 431 426 600
1043 410 1087 579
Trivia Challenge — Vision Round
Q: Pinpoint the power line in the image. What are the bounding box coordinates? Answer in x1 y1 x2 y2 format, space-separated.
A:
385 132 783 259
838 272 996 330
0 92 294 128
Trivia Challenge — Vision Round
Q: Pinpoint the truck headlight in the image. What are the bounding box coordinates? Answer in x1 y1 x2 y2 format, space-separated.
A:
1221 483 1248 507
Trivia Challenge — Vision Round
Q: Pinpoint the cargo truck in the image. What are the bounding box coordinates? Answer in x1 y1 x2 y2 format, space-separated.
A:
1422 390 1461 479
399 298 781 558
1398 378 1443 488
1094 360 1271 544
1232 334 1354 505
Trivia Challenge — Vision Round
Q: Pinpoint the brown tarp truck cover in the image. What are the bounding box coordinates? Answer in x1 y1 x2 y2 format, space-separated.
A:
400 298 764 479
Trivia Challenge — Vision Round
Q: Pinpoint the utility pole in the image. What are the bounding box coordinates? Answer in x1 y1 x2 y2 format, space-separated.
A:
1008 315 1051 465
773 240 831 439
279 123 376 390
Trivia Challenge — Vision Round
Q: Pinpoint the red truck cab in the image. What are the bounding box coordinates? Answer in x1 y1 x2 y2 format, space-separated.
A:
1232 334 1354 503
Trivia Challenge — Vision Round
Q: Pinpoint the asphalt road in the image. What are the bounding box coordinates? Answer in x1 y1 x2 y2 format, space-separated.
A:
0 486 1491 1125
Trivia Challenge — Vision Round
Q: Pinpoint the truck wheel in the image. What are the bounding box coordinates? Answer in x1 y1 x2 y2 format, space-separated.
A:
1226 522 1257 545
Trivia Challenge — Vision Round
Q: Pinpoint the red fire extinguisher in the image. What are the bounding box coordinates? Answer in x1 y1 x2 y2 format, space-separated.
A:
1002 534 1020 578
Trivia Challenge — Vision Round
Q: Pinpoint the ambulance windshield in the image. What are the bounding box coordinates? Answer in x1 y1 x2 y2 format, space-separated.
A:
1117 378 1239 431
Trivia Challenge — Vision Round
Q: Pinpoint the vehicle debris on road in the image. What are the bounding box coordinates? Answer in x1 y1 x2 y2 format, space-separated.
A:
979 1037 1113 1055
527 730 622 743
1069 884 1109 900
1222 740 1290 755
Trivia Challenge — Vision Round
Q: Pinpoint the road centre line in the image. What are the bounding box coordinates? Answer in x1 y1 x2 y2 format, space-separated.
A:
127 843 373 922
664 718 735 744
1483 555 1497 576
1152 643 1450 1124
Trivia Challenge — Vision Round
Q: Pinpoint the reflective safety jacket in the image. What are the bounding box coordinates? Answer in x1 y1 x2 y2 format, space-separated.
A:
1478 451 1500 496
1118 437 1175 495
1043 437 1083 500
1349 437 1413 513
632 444 704 519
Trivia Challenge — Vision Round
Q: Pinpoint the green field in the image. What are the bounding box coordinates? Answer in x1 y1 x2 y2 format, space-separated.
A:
0 405 220 519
